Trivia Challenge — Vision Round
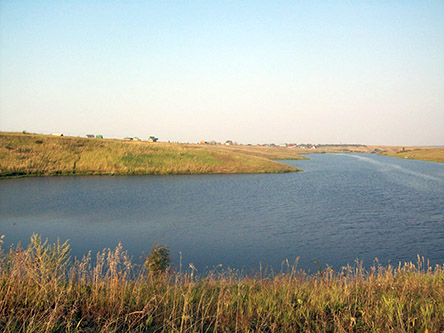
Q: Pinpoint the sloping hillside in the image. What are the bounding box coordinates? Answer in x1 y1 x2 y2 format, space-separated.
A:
0 132 303 178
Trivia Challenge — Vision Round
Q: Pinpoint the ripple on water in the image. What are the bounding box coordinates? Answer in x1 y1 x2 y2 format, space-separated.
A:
1 154 443 272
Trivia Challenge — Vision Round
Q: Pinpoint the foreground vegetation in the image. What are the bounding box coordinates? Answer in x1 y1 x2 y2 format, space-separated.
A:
1 235 443 332
0 132 302 178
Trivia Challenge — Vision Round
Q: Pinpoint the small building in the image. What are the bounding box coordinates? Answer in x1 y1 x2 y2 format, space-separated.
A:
86 134 94 138
52 133 64 136
148 136 158 142
95 135 103 139
225 140 234 146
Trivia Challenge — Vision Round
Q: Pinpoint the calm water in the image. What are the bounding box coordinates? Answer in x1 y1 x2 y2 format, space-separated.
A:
1 153 444 273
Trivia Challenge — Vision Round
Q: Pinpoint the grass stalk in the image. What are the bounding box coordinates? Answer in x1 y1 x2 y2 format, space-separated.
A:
1 235 444 331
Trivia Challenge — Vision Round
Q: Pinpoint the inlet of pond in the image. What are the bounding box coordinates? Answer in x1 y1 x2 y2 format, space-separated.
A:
1 153 444 273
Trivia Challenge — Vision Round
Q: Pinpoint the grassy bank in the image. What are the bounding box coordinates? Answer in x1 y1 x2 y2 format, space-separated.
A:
305 145 444 163
1 235 443 332
0 132 302 178
381 147 444 163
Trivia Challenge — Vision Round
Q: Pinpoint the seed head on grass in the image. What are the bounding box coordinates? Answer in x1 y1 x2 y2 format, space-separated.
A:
145 243 171 276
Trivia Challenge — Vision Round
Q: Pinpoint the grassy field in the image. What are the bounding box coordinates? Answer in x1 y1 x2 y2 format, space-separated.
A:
0 132 303 178
381 147 444 163
1 235 443 332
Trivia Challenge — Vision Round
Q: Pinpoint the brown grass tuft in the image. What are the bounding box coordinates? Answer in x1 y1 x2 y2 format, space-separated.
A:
1 235 443 332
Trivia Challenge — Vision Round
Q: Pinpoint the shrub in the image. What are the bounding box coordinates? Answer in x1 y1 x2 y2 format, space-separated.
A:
145 243 171 275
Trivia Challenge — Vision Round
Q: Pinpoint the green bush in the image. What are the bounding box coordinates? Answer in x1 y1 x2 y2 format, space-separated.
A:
145 243 171 275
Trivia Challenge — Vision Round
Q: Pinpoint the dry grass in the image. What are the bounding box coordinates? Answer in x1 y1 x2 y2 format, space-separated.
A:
381 147 444 163
1 235 444 332
0 132 302 178
305 145 374 154
203 144 310 160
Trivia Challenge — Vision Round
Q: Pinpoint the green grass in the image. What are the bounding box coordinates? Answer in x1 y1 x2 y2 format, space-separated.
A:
1 235 444 332
0 132 302 178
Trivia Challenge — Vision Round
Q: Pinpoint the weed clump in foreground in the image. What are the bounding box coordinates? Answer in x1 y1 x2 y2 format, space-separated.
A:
1 235 444 332
145 242 171 276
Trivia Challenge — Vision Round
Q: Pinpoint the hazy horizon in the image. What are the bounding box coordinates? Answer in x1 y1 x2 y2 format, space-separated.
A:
1 1 443 146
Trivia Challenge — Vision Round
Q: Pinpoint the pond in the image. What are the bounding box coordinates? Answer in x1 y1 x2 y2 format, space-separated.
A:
1 153 443 273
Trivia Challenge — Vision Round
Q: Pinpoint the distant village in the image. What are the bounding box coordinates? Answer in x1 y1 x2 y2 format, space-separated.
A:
51 133 159 143
48 132 362 149
201 140 366 150
200 140 320 149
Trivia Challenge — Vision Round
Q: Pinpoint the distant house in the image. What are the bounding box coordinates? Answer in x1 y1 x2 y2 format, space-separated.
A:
148 136 158 142
124 137 133 141
52 133 63 136
225 140 234 146
86 134 94 138
95 135 103 139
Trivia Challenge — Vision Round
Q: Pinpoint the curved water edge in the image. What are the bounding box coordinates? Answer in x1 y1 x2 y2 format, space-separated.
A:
1 153 443 273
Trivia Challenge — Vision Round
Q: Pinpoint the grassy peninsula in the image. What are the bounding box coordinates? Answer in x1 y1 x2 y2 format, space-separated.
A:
380 147 444 163
1 235 443 332
0 132 302 178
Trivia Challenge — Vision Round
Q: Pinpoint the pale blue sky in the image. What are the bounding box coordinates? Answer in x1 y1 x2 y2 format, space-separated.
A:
1 1 443 145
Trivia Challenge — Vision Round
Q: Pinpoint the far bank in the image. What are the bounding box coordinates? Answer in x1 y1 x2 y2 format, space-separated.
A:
0 132 304 178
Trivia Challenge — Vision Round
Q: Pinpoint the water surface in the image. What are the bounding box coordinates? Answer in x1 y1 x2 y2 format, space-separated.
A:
1 153 443 272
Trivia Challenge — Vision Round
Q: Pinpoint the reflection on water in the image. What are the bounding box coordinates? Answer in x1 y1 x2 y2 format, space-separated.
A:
1 154 443 273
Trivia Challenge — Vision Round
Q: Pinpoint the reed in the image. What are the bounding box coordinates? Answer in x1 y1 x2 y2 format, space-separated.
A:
1 235 443 332
0 132 302 178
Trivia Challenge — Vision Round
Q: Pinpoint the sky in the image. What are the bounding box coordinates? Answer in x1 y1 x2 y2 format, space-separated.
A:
1 1 443 145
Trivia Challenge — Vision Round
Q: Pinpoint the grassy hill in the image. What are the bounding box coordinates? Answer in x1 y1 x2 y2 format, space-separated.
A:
0 132 303 178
